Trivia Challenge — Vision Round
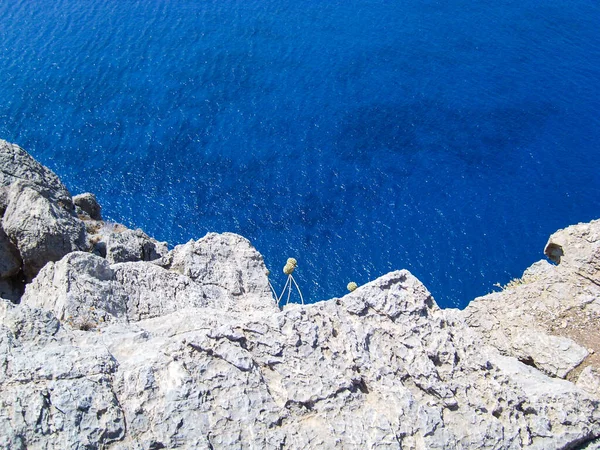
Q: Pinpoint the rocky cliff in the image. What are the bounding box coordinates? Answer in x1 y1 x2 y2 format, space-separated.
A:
0 139 599 449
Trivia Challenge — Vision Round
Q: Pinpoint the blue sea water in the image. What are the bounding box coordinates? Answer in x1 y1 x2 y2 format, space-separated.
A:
1 0 599 308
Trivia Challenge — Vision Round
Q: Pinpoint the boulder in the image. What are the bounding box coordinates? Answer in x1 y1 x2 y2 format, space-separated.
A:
0 140 87 284
112 261 210 321
73 192 102 220
544 219 600 280
22 235 277 324
2 181 86 281
21 252 127 324
165 232 277 312
102 228 168 264
0 140 72 205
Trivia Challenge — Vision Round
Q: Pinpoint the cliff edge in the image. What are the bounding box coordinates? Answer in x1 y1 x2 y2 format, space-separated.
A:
0 139 599 449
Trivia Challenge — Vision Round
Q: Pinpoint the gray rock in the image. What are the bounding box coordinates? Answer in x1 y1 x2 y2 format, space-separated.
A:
0 227 21 279
112 261 210 321
73 192 102 220
463 219 600 380
103 228 168 264
10 268 600 449
2 181 87 281
83 220 169 265
0 140 72 206
577 366 600 397
544 219 600 280
0 316 125 449
166 232 277 312
22 235 277 324
0 140 87 286
21 252 127 323
3 140 600 448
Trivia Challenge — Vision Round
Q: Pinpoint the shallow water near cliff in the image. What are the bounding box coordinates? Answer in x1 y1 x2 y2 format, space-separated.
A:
1 0 599 308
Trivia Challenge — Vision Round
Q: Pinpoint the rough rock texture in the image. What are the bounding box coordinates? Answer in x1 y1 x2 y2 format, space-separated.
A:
0 140 72 206
21 246 277 323
0 140 172 293
73 192 102 221
0 140 87 285
5 268 600 449
463 219 600 382
86 221 168 265
161 233 275 312
1 141 600 448
101 228 168 264
3 181 87 281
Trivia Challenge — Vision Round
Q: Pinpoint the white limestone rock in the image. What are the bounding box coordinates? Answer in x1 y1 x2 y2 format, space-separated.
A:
6 264 600 449
578 366 600 398
0 140 87 285
103 228 168 264
3 140 600 448
112 261 210 321
0 140 72 206
12 270 600 449
2 181 87 281
0 321 125 449
85 220 169 265
21 238 275 324
21 252 127 323
164 232 277 312
463 219 600 380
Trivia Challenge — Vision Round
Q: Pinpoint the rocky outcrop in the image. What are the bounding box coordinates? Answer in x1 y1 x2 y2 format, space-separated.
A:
3 180 87 281
0 140 88 294
160 233 276 312
73 192 102 221
21 245 277 323
463 219 600 382
1 140 600 449
4 268 600 449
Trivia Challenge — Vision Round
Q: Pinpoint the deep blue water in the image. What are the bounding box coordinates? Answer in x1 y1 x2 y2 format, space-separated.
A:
1 0 599 308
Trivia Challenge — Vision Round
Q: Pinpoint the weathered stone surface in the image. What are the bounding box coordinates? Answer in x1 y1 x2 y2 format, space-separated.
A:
463 220 600 381
0 140 72 205
73 192 102 220
21 243 275 323
84 220 169 265
0 317 125 449
164 232 276 312
0 141 87 284
103 228 168 264
3 141 600 448
544 219 600 280
112 261 210 320
2 181 87 281
578 366 600 397
0 227 21 280
7 270 600 449
21 252 127 323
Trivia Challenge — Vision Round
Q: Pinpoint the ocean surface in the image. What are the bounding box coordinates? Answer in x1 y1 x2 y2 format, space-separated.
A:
1 0 599 308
